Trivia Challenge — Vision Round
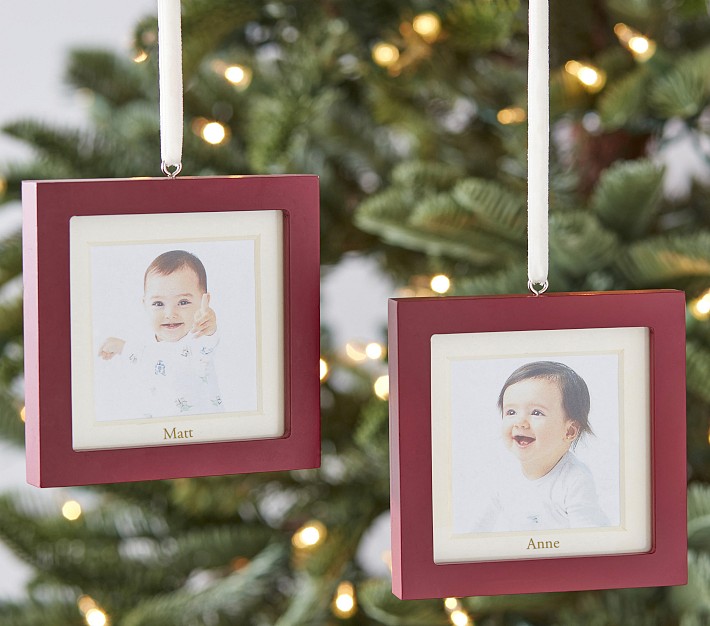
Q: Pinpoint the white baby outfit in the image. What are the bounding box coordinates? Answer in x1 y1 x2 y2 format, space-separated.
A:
473 451 609 532
121 331 223 419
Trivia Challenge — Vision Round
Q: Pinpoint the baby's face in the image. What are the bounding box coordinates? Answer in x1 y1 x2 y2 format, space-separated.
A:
144 267 203 342
501 377 577 479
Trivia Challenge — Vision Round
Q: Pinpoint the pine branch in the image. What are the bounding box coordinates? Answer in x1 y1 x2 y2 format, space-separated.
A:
451 177 526 241
444 0 521 53
0 601 84 626
597 67 650 130
616 232 710 287
650 46 710 119
590 159 664 239
670 551 710 620
410 192 524 261
391 161 467 192
122 543 288 626
272 574 339 626
687 340 710 405
549 211 620 278
358 579 448 625
66 50 149 107
688 483 710 551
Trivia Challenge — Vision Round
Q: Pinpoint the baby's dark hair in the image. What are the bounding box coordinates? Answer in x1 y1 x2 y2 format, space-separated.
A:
497 361 593 439
144 250 207 293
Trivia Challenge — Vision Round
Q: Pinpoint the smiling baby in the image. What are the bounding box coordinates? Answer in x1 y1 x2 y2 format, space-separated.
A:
473 361 609 533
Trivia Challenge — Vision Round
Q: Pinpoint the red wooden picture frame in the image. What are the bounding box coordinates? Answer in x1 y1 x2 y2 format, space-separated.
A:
388 290 687 599
23 175 320 487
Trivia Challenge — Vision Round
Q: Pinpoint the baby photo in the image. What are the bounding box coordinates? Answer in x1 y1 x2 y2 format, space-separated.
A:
450 354 620 535
90 239 259 422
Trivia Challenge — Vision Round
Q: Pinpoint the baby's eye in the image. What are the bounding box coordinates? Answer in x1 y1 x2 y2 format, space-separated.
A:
505 409 516 416
152 301 164 307
531 409 545 416
178 299 191 306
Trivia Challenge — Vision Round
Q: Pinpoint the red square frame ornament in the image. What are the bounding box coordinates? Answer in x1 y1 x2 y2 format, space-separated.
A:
23 175 320 487
388 290 687 599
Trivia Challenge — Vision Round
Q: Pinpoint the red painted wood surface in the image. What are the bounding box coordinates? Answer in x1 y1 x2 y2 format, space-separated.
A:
389 291 687 598
23 175 320 486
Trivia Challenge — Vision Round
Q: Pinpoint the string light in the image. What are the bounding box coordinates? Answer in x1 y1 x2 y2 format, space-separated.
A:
614 23 656 62
201 121 228 145
319 358 329 382
444 597 460 611
224 64 253 89
565 60 606 93
372 42 400 68
77 595 97 615
62 500 82 521
332 581 357 618
19 406 25 422
381 550 392 572
345 342 368 362
412 12 441 43
497 106 527 125
77 596 108 626
430 274 451 294
132 50 148 63
365 342 384 360
374 375 389 401
292 520 327 549
691 290 710 320
85 608 108 626
450 609 471 626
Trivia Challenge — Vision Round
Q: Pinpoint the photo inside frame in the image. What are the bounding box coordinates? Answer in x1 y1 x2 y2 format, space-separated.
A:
90 239 258 422
430 326 651 563
69 210 285 451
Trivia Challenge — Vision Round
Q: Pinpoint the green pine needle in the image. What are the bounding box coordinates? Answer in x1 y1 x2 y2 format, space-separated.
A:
590 159 664 239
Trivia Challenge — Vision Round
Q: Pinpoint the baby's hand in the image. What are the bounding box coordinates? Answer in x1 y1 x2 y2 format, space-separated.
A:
192 293 217 338
98 337 126 360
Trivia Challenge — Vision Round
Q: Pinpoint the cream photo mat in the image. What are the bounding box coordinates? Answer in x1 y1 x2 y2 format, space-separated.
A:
431 326 651 563
70 210 284 451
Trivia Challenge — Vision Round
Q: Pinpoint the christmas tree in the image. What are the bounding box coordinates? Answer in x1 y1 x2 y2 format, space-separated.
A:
2 0 710 623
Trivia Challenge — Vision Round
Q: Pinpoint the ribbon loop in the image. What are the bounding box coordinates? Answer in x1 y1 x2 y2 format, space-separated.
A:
527 0 550 289
157 0 184 176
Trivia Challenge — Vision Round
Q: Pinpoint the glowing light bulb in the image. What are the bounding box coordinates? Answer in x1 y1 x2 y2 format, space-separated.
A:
412 12 441 43
497 107 526 125
77 595 97 615
201 121 227 145
132 50 148 63
224 64 252 88
319 358 329 382
372 43 400 67
345 342 368 362
20 406 25 422
450 609 471 626
374 375 389 401
444 597 459 611
628 36 649 54
692 291 710 319
85 608 108 626
614 23 656 62
332 582 357 618
565 60 606 93
365 342 384 360
62 500 82 521
292 520 327 549
431 274 451 294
